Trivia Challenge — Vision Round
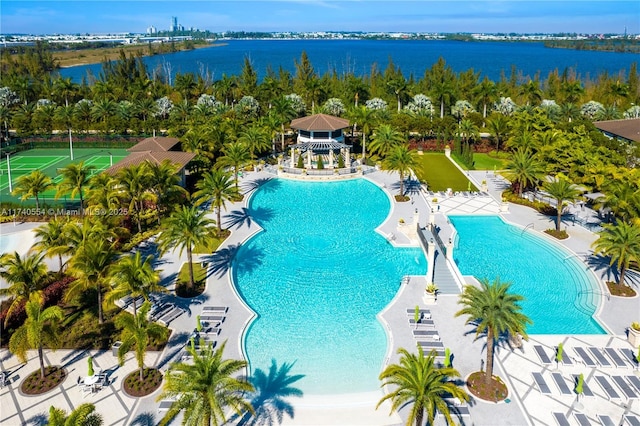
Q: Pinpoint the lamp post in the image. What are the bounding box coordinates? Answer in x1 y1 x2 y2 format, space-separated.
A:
6 153 12 192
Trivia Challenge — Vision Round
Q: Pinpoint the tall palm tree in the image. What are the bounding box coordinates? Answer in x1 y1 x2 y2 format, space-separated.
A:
504 149 544 197
543 178 582 231
596 181 640 224
486 114 510 152
54 105 76 159
592 222 640 287
348 105 377 162
86 173 122 213
455 278 532 386
53 76 78 107
48 403 103 426
91 98 117 134
458 119 480 145
383 145 419 197
33 217 71 273
473 77 498 124
271 96 296 151
216 142 250 190
9 291 63 378
193 169 239 236
106 252 163 316
238 124 270 163
157 341 254 426
56 162 96 216
116 163 153 233
11 170 53 209
377 346 469 426
519 80 543 106
146 160 187 224
387 76 408 112
158 205 216 291
369 124 404 160
67 238 118 324
0 251 49 324
115 301 168 381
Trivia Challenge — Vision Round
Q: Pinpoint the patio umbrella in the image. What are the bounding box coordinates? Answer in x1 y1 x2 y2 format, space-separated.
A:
467 181 471 191
444 348 451 368
414 306 420 329
87 356 94 377
575 373 584 396
556 343 564 367
196 315 202 332
189 337 196 352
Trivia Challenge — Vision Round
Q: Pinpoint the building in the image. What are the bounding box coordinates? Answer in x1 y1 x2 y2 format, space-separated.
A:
146 26 157 34
170 17 178 32
288 113 351 168
593 118 640 144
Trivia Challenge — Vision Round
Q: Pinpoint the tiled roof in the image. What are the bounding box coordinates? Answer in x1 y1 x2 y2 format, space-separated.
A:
104 151 196 175
128 137 182 152
290 114 350 131
594 118 640 142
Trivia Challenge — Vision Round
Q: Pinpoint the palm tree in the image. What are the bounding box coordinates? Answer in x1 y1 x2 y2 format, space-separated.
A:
377 346 469 426
473 77 498 124
455 278 532 386
9 291 63 378
54 105 76 159
67 238 117 324
271 96 296 151
238 124 270 163
53 76 78 107
383 145 419 197
158 205 216 291
91 98 117 134
596 181 640 224
216 142 250 190
157 341 254 426
486 114 510 152
11 170 53 209
116 163 152 232
33 217 71 273
86 173 122 213
193 169 239 236
48 403 103 426
519 80 543 106
106 252 163 316
458 119 480 145
348 105 377 163
608 80 629 108
592 222 640 287
0 251 49 325
504 149 544 197
369 124 404 160
146 160 187 224
543 178 582 231
115 301 168 381
387 76 408 112
56 162 96 216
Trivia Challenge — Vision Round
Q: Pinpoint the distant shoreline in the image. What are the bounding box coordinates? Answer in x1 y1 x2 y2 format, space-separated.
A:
57 42 226 69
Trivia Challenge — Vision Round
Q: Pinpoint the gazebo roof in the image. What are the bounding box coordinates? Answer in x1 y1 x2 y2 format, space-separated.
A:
593 118 640 143
128 137 181 152
104 151 195 175
290 114 350 131
292 140 350 151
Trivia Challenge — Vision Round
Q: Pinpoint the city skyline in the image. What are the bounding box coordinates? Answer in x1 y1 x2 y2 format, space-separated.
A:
1 1 639 35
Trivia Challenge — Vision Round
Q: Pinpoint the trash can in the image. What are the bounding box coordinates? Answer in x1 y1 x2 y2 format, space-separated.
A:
112 341 122 357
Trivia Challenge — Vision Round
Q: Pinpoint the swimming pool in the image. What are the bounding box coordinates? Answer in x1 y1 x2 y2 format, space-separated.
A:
233 179 426 395
449 215 605 334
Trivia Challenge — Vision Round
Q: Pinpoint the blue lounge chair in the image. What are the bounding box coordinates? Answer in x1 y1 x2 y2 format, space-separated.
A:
595 375 621 400
203 306 228 313
574 413 591 426
534 345 553 365
533 372 552 395
597 415 616 426
588 347 612 368
604 347 629 367
625 415 640 426
627 375 640 393
416 341 444 349
574 347 597 367
551 372 572 395
611 376 638 399
553 412 571 426
572 374 594 397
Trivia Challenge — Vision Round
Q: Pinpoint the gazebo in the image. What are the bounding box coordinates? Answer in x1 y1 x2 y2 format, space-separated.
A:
289 113 351 168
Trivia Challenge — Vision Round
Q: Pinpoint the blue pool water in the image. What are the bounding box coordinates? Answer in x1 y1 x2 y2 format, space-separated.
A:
449 215 605 334
233 179 426 395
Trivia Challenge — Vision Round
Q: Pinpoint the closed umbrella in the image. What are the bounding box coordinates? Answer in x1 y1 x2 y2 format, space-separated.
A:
414 306 420 330
556 343 564 367
196 315 202 332
444 348 451 368
87 356 94 377
575 373 584 396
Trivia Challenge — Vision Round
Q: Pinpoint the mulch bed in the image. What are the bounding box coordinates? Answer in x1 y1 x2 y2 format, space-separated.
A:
395 195 410 202
122 368 163 397
466 371 508 402
21 366 67 395
176 279 206 298
544 229 569 239
606 282 637 297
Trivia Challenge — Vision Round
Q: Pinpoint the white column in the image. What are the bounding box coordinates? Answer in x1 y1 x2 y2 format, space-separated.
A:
329 149 334 167
429 208 435 226
290 147 295 168
413 208 419 227
426 239 436 283
446 237 454 260
307 148 312 168
345 148 350 166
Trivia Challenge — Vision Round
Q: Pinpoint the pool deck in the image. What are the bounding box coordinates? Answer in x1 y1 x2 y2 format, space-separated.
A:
1 168 639 426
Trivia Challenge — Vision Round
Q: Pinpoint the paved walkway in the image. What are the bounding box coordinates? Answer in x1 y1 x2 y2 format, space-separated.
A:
1 165 639 426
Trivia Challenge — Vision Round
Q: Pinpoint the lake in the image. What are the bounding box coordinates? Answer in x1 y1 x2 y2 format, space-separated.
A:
58 39 638 84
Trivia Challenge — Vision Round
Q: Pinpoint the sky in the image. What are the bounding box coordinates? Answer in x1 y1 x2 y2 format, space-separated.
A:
1 1 638 35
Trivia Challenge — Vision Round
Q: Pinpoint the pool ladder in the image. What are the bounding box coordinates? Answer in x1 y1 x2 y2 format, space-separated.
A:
521 223 534 235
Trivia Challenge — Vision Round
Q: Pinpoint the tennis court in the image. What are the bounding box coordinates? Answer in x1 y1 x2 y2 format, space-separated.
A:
0 148 129 205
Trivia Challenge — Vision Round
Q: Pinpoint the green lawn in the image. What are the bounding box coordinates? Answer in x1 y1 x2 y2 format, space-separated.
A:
414 153 477 192
472 153 509 170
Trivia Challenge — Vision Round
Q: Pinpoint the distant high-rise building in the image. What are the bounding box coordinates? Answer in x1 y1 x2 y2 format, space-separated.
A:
146 25 157 34
171 16 178 32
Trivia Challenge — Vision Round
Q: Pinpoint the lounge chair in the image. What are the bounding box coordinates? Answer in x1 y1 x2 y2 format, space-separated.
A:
158 400 173 412
611 376 638 399
159 307 184 326
604 347 629 367
533 345 553 366
200 315 225 323
572 374 594 397
150 303 174 321
203 306 228 313
551 372 572 395
201 328 222 336
588 347 613 368
621 348 639 367
552 412 571 426
406 308 431 315
416 341 444 349
444 398 470 417
412 329 439 337
559 350 573 366
574 347 598 367
624 415 640 426
627 375 640 393
597 415 616 426
594 375 621 400
574 413 592 426
408 318 435 327
532 372 552 395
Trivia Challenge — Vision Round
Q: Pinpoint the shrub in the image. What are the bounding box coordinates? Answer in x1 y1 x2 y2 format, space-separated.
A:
317 155 324 169
296 154 304 169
